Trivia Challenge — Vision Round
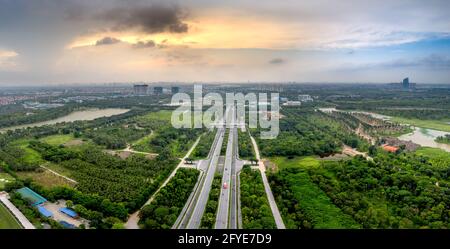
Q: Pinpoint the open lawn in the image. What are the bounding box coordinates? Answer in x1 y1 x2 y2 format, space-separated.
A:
131 131 155 152
0 172 15 190
0 203 22 229
39 134 75 146
270 156 320 170
390 117 450 132
10 139 44 164
415 147 450 170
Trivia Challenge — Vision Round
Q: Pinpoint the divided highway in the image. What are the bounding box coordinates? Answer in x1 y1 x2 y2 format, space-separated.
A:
174 103 285 229
215 105 243 229
174 107 230 229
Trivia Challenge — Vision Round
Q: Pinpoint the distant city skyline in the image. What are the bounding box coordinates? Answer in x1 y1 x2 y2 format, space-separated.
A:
0 0 449 85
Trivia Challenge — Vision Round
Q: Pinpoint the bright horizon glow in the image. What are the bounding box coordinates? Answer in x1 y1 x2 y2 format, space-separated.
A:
0 0 449 84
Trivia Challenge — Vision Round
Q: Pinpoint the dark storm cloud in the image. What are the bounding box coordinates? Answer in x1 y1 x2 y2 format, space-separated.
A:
269 58 285 64
132 40 156 49
95 37 121 46
97 4 188 34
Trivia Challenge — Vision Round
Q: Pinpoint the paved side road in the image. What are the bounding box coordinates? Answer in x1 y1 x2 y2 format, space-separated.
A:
249 135 286 229
0 192 35 229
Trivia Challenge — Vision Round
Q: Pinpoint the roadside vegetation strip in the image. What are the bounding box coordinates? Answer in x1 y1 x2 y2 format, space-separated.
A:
191 130 216 160
199 174 222 228
172 170 205 228
237 130 256 160
0 201 22 229
139 168 200 229
240 166 276 229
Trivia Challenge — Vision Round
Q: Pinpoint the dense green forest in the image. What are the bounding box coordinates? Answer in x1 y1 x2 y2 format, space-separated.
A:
83 125 150 149
269 148 450 229
240 166 276 229
254 108 369 158
307 152 450 228
139 168 199 229
200 174 222 228
269 167 360 228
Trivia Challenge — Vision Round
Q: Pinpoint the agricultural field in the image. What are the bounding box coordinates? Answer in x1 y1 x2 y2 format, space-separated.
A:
0 203 22 229
16 169 75 188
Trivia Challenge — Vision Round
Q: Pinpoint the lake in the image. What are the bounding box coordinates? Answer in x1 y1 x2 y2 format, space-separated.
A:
398 127 450 152
0 108 130 132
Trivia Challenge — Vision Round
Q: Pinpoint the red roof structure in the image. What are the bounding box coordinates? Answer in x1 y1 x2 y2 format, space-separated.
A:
382 145 399 153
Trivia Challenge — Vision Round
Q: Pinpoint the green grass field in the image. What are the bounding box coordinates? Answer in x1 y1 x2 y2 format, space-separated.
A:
10 139 44 164
0 172 15 190
0 203 22 229
135 110 172 123
415 147 450 170
39 134 75 145
390 117 450 132
270 156 320 170
131 131 155 152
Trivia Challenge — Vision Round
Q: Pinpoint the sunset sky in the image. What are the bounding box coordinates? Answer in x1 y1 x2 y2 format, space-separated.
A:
0 0 449 85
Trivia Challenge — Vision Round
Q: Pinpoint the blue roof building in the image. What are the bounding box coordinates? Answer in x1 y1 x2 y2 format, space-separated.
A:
37 206 53 218
59 207 78 218
59 220 76 229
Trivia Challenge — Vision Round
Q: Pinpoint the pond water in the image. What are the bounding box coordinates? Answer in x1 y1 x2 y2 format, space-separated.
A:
398 127 450 152
0 108 130 132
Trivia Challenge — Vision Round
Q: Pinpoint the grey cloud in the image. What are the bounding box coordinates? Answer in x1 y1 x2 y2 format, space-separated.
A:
95 37 121 46
342 54 450 71
379 54 450 69
132 40 156 49
97 4 188 34
269 58 285 64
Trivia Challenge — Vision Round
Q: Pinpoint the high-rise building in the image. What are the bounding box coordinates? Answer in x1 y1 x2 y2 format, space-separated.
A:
133 84 148 95
402 77 409 89
171 87 180 94
153 87 163 95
